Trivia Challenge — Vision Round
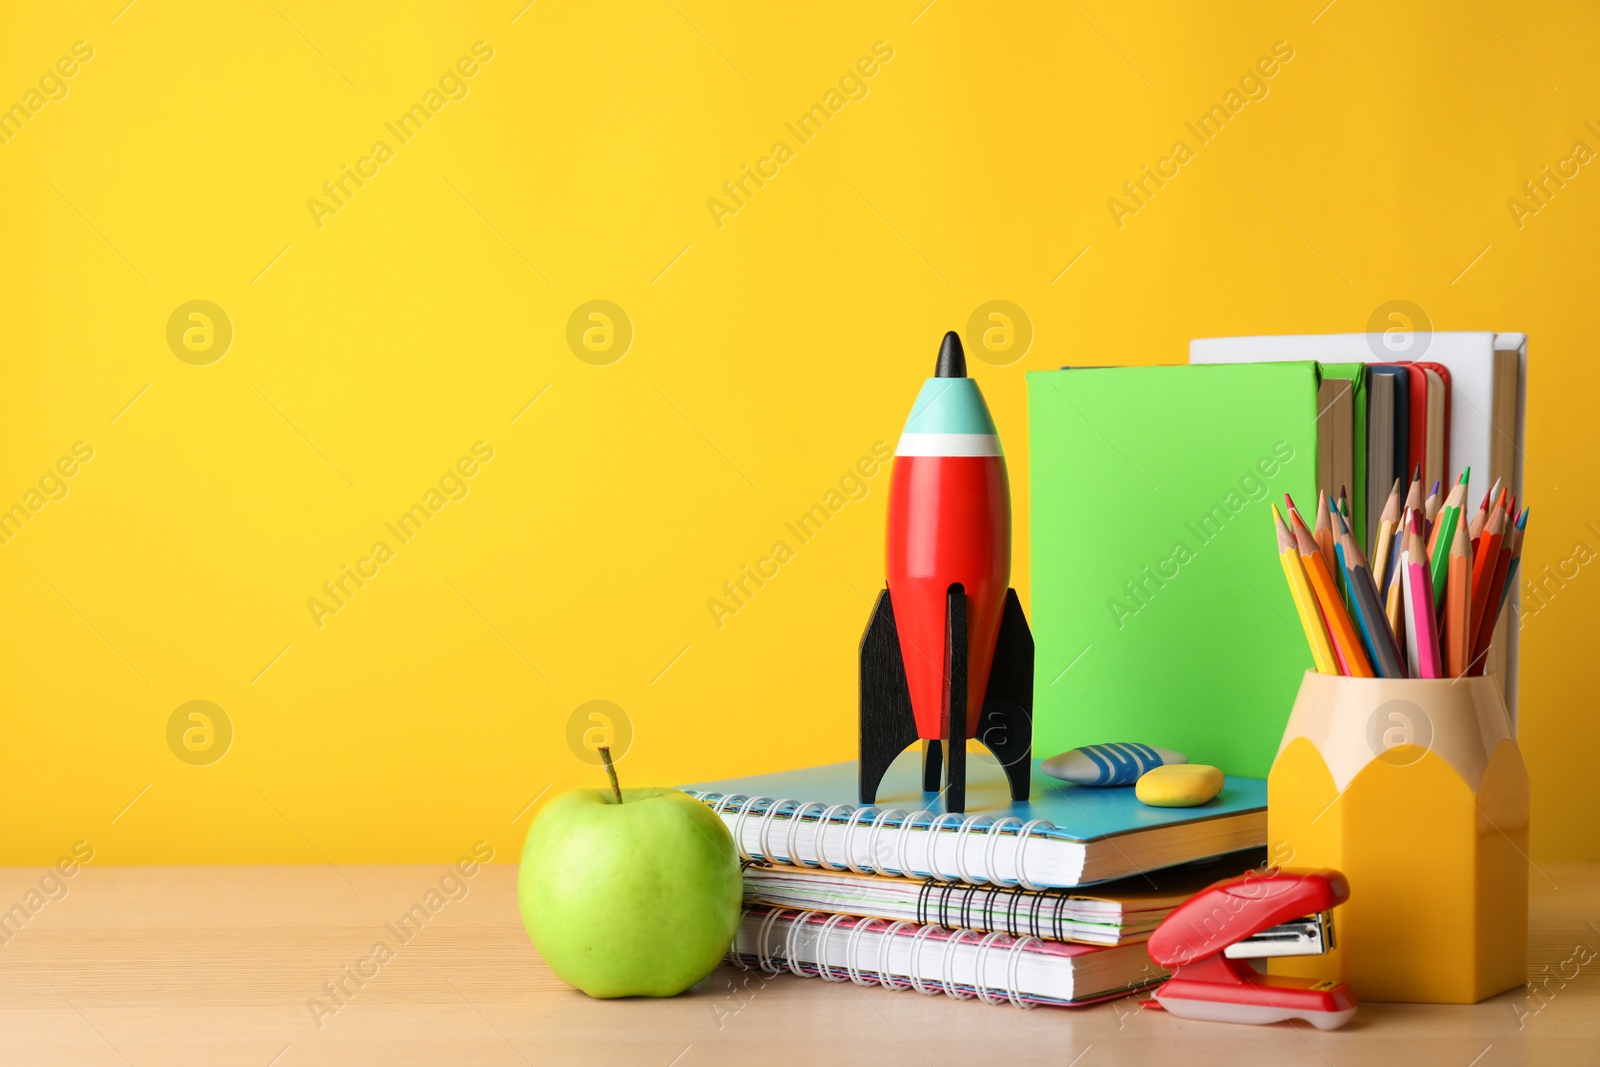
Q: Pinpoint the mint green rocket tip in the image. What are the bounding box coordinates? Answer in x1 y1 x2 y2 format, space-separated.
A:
902 377 998 436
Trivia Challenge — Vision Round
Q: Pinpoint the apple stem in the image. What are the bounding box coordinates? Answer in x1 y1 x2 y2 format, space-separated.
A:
598 745 623 804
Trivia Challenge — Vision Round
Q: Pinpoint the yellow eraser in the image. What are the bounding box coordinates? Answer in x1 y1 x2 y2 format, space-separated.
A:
1135 764 1223 807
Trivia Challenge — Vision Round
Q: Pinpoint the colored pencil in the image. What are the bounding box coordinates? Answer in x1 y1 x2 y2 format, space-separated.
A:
1372 479 1402 591
1445 519 1473 678
1292 511 1374 678
1427 468 1468 549
1503 494 1518 563
1385 506 1413 598
1399 547 1420 675
1467 503 1507 674
1384 540 1405 663
1426 470 1468 609
1283 495 1308 542
1314 491 1338 588
1274 505 1340 675
1463 507 1533 676
1468 479 1501 546
1404 464 1425 516
1270 467 1526 682
1499 508 1529 615
1471 505 1516 669
1476 485 1507 562
1405 541 1443 678
1333 509 1404 678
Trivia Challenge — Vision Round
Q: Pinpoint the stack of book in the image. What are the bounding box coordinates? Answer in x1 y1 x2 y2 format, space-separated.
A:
687 756 1267 1008
1189 332 1528 708
1027 332 1528 783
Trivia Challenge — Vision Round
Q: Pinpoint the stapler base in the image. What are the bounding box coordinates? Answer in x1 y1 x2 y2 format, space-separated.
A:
1154 975 1357 1031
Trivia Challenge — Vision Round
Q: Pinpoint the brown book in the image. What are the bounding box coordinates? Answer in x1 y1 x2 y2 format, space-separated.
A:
1366 370 1396 548
1316 375 1354 518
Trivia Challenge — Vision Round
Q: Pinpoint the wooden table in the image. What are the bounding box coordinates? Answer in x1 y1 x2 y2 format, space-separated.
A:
3 863 1597 1065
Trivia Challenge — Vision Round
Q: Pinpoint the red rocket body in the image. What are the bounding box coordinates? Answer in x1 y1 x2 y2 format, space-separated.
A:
887 454 1009 739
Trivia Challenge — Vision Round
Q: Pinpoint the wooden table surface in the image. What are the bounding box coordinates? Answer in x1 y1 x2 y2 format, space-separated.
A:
3 862 1597 1066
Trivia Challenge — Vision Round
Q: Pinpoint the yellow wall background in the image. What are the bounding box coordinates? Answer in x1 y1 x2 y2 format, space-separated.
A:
2 1 1595 864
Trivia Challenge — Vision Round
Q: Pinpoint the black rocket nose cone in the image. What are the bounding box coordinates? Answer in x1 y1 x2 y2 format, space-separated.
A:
936 331 966 378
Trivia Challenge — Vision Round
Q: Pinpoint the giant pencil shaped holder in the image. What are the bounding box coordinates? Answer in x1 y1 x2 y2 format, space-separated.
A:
1268 671 1528 1003
859 331 1033 814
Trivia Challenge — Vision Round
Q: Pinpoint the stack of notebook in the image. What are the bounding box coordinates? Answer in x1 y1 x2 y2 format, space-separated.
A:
687 754 1267 1008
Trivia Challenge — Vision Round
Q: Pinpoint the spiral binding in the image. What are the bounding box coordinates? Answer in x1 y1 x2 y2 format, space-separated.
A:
876 920 917 990
728 907 1039 1008
754 907 788 976
814 912 853 982
914 876 1078 941
971 931 1009 1006
906 922 944 995
692 791 1058 889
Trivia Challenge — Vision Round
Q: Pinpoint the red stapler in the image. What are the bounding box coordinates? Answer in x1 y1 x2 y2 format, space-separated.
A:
1146 867 1357 1030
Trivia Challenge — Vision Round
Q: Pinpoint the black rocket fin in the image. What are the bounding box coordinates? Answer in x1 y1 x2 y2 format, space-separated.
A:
976 588 1034 802
859 588 920 805
920 739 942 792
942 585 969 813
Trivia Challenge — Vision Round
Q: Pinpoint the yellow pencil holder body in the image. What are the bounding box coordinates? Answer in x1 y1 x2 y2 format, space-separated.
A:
1267 671 1528 1004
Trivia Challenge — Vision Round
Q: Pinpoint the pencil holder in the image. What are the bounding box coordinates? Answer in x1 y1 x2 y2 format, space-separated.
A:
1266 670 1528 1004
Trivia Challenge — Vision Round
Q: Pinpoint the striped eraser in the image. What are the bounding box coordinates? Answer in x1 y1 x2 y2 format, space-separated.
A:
1040 743 1188 787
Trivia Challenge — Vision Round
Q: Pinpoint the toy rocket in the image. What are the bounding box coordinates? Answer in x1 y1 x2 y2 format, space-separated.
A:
859 331 1033 813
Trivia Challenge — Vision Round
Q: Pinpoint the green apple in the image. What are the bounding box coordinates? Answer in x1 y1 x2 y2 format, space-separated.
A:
518 765 741 998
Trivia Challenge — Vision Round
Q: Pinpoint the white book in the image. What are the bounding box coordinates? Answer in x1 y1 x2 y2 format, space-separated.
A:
1189 332 1528 723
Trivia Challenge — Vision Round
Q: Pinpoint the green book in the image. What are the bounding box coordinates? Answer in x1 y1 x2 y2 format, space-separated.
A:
1026 362 1326 778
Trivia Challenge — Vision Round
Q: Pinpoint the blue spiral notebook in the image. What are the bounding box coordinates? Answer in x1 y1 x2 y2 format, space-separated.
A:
685 751 1265 889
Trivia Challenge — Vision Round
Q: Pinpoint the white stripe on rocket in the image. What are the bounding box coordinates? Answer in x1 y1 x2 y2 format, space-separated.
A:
895 433 1003 457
